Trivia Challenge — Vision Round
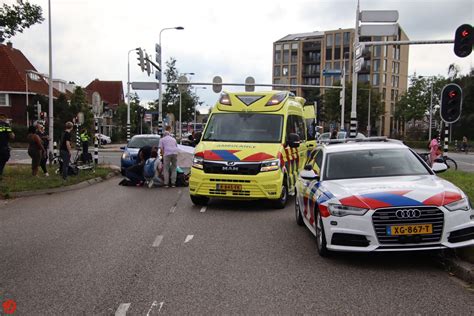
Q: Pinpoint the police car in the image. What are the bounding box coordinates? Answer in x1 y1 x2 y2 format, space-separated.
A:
295 138 474 256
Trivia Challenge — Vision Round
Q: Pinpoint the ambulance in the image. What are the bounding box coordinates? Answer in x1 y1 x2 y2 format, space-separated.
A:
189 91 316 208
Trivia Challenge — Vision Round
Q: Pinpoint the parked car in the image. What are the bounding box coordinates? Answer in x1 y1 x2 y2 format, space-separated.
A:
120 135 161 175
295 138 473 256
95 133 112 145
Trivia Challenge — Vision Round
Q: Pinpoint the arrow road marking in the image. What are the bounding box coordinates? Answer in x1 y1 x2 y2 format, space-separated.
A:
115 303 131 316
146 301 164 315
152 235 164 247
184 235 194 243
200 206 207 213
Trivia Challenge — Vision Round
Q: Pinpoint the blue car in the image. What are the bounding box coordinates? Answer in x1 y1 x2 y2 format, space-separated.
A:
121 134 161 175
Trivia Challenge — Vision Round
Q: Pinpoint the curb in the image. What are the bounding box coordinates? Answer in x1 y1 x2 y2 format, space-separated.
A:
438 249 474 285
5 170 120 199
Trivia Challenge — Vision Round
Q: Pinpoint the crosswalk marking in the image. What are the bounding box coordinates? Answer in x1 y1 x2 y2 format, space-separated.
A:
152 235 164 247
184 235 194 243
115 303 131 316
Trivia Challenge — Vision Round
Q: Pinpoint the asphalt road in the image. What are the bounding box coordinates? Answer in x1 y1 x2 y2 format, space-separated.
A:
10 149 122 166
0 179 472 314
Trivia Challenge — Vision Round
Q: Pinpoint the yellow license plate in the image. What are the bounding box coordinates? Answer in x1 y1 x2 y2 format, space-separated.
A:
216 184 242 191
387 224 433 236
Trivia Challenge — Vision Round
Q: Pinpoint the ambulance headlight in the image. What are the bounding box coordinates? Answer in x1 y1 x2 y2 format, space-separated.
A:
192 156 204 170
260 159 280 172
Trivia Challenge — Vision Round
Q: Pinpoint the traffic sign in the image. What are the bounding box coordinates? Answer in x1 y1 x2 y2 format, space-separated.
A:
131 82 159 90
354 42 365 58
354 57 364 73
144 113 152 122
212 76 223 93
178 75 189 93
245 76 255 92
323 69 342 76
360 10 398 22
360 24 398 37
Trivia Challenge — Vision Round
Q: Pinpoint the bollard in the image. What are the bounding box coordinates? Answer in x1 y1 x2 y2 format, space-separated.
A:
126 123 130 142
53 141 58 164
76 123 81 150
443 123 449 156
94 119 99 165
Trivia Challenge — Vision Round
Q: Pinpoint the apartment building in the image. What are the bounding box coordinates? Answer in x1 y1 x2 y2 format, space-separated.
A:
273 26 409 136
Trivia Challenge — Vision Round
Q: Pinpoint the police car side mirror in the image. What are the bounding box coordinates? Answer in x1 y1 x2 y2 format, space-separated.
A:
432 162 448 174
300 164 319 181
286 133 301 148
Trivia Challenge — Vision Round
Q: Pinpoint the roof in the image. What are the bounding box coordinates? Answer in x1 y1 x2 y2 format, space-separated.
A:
276 31 324 42
0 43 60 97
85 79 124 110
322 139 406 154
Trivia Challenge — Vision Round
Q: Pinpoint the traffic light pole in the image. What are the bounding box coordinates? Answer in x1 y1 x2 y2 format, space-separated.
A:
349 0 360 138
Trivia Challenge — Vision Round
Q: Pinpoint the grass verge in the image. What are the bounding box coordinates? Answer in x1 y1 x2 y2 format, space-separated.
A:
0 164 112 197
439 170 474 264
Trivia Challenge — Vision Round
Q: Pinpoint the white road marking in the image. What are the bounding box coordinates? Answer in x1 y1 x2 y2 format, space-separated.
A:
146 300 164 315
152 235 164 247
184 235 194 243
115 303 131 316
169 206 176 213
200 206 207 213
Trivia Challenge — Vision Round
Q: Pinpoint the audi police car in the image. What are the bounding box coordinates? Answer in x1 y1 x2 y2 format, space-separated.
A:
295 138 474 256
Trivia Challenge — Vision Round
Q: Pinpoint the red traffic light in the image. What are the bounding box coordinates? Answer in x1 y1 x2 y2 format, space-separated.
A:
440 83 462 123
461 29 469 37
454 24 473 58
448 91 456 98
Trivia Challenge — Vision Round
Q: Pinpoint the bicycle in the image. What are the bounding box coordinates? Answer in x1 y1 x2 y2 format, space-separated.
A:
54 149 95 175
418 152 457 170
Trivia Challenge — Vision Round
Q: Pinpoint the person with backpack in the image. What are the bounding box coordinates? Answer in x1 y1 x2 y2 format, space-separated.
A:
122 145 152 186
144 147 164 188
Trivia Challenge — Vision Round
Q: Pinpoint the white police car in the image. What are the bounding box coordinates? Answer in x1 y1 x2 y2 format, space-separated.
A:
295 138 474 256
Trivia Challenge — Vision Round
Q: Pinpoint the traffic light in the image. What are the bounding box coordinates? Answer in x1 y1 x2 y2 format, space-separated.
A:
440 83 462 123
145 53 151 76
454 24 473 58
136 48 145 72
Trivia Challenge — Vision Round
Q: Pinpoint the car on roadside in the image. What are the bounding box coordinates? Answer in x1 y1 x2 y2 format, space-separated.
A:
95 133 112 145
120 134 161 175
295 138 474 256
318 131 365 142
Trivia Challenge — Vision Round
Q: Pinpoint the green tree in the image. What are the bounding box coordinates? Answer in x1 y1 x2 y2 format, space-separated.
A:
0 1 44 43
451 71 474 141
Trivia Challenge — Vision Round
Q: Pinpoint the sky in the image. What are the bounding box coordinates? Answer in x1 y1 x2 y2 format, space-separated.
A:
6 0 474 113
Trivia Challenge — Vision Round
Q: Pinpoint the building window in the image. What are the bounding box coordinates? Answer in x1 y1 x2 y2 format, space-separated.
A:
382 74 387 85
290 78 297 85
274 78 281 84
343 47 350 60
283 50 289 63
333 61 341 70
291 50 298 63
282 66 289 76
382 88 387 100
358 74 370 83
395 45 400 60
373 59 380 72
275 44 282 50
326 34 333 47
274 51 281 63
334 47 341 60
383 59 387 72
325 76 332 86
335 33 341 46
274 66 281 77
372 74 379 86
373 45 381 57
343 32 351 45
324 61 331 71
326 48 332 60
0 94 9 107
283 43 290 50
392 62 399 74
383 45 387 57
290 64 297 76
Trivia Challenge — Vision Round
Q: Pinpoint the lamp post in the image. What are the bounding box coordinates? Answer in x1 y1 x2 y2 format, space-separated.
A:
194 86 206 131
360 88 372 137
158 26 184 136
47 0 54 156
127 48 139 141
178 72 194 143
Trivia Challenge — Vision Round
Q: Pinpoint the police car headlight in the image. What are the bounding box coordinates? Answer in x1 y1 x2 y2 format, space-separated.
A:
445 198 471 212
328 203 368 217
122 151 130 160
192 156 204 170
260 159 280 172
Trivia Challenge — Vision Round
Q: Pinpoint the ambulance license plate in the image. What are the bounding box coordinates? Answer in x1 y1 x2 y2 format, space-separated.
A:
216 184 242 191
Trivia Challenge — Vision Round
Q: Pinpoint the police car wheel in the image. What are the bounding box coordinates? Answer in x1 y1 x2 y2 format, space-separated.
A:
295 192 304 226
315 211 329 257
190 195 209 206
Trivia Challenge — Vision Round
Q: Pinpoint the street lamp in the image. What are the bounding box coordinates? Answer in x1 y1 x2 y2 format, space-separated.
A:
360 88 372 137
127 48 140 141
194 87 207 131
158 26 184 136
47 0 54 157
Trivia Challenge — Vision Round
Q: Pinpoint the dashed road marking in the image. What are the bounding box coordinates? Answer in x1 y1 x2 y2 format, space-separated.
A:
146 301 164 315
200 206 207 213
115 303 131 316
169 206 176 213
184 235 194 243
152 235 164 247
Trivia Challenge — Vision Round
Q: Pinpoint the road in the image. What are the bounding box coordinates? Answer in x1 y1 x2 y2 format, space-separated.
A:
10 149 121 166
0 179 472 314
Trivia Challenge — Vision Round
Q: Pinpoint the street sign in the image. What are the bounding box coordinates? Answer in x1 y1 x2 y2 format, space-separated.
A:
144 113 152 122
178 75 189 93
360 24 398 37
360 10 399 22
354 42 365 58
155 43 161 60
77 112 84 124
212 76 223 93
131 82 159 90
354 57 364 73
245 76 255 92
323 69 342 76
92 91 102 115
155 71 161 81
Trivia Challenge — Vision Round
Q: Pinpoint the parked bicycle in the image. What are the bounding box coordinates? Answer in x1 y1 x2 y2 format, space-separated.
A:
418 152 458 170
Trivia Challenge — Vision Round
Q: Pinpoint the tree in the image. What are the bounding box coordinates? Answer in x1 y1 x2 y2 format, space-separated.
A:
451 71 474 141
0 1 44 43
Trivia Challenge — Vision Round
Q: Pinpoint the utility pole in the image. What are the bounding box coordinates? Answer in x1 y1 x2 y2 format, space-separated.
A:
349 0 360 138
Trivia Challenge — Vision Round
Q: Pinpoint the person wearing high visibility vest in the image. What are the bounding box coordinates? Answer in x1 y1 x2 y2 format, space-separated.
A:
0 114 15 178
80 128 90 162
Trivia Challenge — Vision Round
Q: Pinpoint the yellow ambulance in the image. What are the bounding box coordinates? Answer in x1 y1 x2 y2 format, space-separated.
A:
189 91 316 208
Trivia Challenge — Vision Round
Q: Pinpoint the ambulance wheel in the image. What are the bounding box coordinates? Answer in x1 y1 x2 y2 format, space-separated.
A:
272 182 288 209
315 211 330 257
190 195 209 206
295 192 304 226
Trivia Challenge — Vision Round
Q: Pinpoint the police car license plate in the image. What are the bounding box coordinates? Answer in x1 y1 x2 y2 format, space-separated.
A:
216 184 242 191
387 224 433 236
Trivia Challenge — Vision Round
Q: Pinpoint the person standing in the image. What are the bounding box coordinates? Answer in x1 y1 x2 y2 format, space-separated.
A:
36 123 50 176
0 114 15 178
80 128 90 162
60 122 73 180
462 136 468 154
159 125 178 188
429 133 440 166
27 125 45 176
